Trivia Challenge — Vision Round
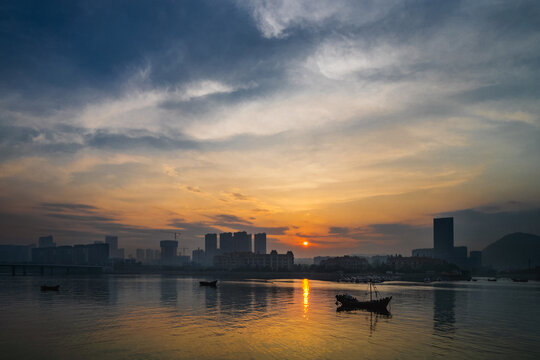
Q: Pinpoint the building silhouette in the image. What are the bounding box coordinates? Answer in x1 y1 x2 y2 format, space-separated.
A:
412 248 434 258
214 250 294 270
160 240 178 264
254 233 267 254
105 236 124 259
38 235 56 248
136 248 145 262
0 244 34 262
205 233 218 265
32 242 109 265
220 232 234 253
192 248 205 265
469 250 482 269
434 217 454 260
233 231 252 252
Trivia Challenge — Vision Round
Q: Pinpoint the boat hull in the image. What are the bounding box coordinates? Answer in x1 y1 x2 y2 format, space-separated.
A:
336 294 392 313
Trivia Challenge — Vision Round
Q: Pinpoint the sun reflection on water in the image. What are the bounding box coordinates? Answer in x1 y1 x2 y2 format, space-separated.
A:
302 278 310 318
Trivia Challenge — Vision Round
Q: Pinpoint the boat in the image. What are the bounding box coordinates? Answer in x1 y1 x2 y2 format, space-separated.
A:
200 280 217 287
487 278 497 282
512 278 528 282
41 285 60 291
335 280 392 313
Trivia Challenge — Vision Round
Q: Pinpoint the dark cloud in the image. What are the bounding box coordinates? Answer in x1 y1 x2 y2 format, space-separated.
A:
211 214 253 225
39 202 98 212
329 226 349 235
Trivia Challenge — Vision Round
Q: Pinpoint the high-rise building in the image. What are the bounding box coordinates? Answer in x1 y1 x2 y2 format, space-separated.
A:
254 233 266 254
434 217 454 260
205 233 218 266
38 235 56 248
233 231 252 252
160 240 178 264
205 233 217 255
220 232 234 253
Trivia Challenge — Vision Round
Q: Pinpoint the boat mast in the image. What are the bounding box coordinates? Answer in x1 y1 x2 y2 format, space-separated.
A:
369 281 372 301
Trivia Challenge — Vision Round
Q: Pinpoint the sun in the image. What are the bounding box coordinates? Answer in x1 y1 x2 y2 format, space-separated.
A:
303 241 309 246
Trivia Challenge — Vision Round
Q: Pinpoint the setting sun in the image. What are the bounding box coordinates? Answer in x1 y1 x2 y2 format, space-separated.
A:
303 241 309 246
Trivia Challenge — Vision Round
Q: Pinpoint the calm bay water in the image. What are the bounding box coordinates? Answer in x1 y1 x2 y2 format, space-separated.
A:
0 275 539 359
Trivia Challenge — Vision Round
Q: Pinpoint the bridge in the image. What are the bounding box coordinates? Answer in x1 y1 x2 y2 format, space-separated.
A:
0 263 104 276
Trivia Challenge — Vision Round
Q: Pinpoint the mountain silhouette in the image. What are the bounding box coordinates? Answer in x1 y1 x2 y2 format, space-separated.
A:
482 232 540 270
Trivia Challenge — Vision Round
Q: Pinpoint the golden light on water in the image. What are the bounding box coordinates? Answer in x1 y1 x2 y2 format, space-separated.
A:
302 278 310 317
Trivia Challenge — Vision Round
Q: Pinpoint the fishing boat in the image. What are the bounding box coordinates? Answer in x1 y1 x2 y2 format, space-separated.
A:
336 280 391 313
200 280 217 287
41 285 60 291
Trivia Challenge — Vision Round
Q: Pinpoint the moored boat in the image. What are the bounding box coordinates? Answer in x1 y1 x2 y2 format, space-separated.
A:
200 280 217 287
335 281 391 313
41 285 60 291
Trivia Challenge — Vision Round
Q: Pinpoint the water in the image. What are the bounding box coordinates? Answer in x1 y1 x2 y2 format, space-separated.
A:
0 276 539 359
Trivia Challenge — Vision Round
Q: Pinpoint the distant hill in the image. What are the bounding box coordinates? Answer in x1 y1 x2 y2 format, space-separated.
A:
482 232 540 270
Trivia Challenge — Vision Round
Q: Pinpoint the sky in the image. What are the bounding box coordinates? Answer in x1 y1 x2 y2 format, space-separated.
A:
1 0 540 257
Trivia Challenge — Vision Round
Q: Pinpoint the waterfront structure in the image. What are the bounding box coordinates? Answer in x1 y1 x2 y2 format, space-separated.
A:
214 250 294 271
0 244 34 263
32 243 109 265
38 235 56 248
387 255 444 271
220 232 234 253
319 256 369 272
434 217 454 260
160 240 178 264
412 248 434 258
233 231 252 252
254 233 266 254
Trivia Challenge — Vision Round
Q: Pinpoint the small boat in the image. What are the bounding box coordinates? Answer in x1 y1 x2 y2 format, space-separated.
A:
512 278 528 282
487 278 497 282
41 285 60 291
336 281 391 313
200 280 217 287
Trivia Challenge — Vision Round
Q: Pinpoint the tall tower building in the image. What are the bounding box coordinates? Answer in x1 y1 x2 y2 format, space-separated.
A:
434 217 454 260
220 232 234 253
234 231 252 252
254 233 267 254
205 233 218 265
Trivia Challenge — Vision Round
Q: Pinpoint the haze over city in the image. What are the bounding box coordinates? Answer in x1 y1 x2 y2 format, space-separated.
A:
1 0 540 257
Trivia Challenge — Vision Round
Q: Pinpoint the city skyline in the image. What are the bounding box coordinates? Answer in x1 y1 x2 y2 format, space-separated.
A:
1 1 540 257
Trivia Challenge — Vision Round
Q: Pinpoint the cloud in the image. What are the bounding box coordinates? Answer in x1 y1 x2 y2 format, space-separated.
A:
329 226 349 235
212 214 253 225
